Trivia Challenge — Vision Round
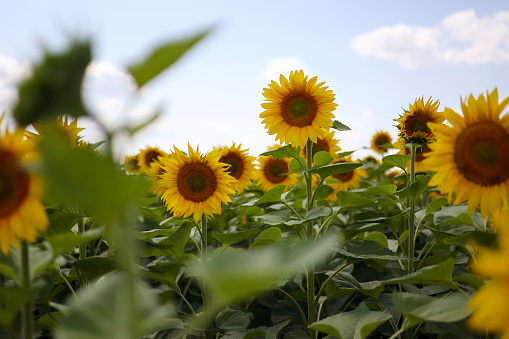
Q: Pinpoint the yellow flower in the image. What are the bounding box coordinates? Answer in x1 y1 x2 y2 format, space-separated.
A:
395 96 444 143
469 209 509 338
260 70 337 148
157 144 236 223
147 157 167 196
138 146 168 172
256 144 299 192
26 115 85 145
214 143 256 194
301 130 341 161
0 127 48 255
326 156 367 201
370 130 392 154
423 88 509 218
124 155 142 174
395 138 432 173
362 155 380 165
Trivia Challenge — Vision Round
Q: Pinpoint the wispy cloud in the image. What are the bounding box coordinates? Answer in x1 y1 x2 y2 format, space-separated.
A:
351 9 509 69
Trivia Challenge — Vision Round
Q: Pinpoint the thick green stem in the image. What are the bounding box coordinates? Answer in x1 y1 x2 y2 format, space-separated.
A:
21 241 32 339
305 139 316 338
407 143 417 274
201 215 211 331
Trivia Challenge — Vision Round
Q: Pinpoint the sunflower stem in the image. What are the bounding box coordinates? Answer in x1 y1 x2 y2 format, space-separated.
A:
21 241 32 339
407 142 417 274
77 208 87 287
201 215 211 331
305 138 316 338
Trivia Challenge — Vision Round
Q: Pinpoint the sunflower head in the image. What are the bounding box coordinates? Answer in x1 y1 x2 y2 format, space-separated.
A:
0 126 48 255
301 130 341 160
362 155 380 165
395 96 444 144
124 155 142 174
147 156 168 196
260 70 337 148
138 146 168 172
158 144 236 223
27 115 85 145
214 143 256 194
423 88 509 218
370 130 393 154
256 144 299 192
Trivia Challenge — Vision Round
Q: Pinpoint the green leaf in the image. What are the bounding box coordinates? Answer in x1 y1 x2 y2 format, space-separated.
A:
310 162 363 179
381 154 410 172
313 151 334 168
223 320 290 339
260 144 301 160
243 185 286 206
0 287 36 328
211 226 264 248
336 241 401 261
47 228 104 256
46 211 83 235
255 210 292 226
331 120 351 131
434 205 486 231
314 185 335 200
383 257 456 288
363 185 397 198
304 206 332 220
336 150 356 158
364 232 389 248
425 197 449 216
330 272 384 299
336 191 376 212
308 303 391 339
13 39 91 125
392 292 472 331
139 261 182 293
155 223 193 258
288 157 306 173
396 175 431 202
215 308 252 330
250 227 282 248
453 274 484 289
208 208 238 233
128 29 210 87
71 256 120 281
55 274 175 339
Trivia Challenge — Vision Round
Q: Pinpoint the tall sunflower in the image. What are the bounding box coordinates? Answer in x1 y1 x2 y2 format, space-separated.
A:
423 88 509 217
260 70 337 148
157 144 236 223
124 155 142 174
370 130 392 154
395 96 444 143
27 115 85 145
0 127 48 255
214 143 256 193
326 156 367 201
138 146 168 172
395 138 432 173
256 144 299 192
301 130 341 161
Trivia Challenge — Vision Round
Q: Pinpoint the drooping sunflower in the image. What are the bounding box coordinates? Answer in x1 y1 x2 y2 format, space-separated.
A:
395 138 432 173
256 144 299 192
124 155 142 174
157 144 236 223
0 126 48 255
214 143 256 194
395 96 444 143
370 130 393 154
138 146 168 172
469 209 509 337
27 115 85 145
423 88 509 218
301 130 341 161
326 156 367 201
260 70 338 148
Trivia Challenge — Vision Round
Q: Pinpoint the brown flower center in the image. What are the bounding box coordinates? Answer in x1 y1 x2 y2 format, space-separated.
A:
220 153 244 180
281 92 318 127
332 160 354 183
126 158 139 170
263 159 288 183
406 114 432 137
144 150 163 167
454 121 509 186
177 163 217 202
375 135 390 146
0 150 30 218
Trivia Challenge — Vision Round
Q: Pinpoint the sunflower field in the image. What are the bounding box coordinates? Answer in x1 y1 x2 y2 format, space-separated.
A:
1 31 509 339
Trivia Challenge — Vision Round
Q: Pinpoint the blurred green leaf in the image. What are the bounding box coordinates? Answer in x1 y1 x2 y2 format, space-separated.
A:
383 257 457 289
223 320 290 339
313 151 334 168
139 261 182 293
331 120 351 131
330 272 384 299
216 308 252 331
47 228 103 256
381 154 410 172
260 145 301 160
250 227 282 248
363 185 397 198
71 256 119 281
243 185 285 207
13 39 91 125
128 29 210 87
308 303 391 339
314 184 335 200
336 241 401 261
46 211 83 235
212 226 264 248
0 287 35 329
336 150 356 158
434 206 486 231
336 191 376 212
425 197 449 216
310 162 363 179
255 210 292 226
396 175 431 202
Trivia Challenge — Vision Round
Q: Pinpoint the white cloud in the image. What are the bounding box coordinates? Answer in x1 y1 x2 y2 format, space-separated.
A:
260 57 308 80
351 9 509 69
0 54 31 112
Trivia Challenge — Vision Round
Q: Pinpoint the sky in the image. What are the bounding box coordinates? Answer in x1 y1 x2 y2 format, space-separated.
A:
1 0 508 160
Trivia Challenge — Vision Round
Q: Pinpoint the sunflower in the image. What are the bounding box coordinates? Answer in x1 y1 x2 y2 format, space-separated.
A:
326 156 367 201
395 96 444 143
260 70 337 148
469 209 509 337
370 130 392 154
362 155 380 165
214 143 256 194
147 157 168 196
0 126 48 255
301 130 341 161
138 146 168 172
395 138 432 173
124 155 142 174
157 144 236 223
256 144 299 192
27 115 85 145
423 88 509 218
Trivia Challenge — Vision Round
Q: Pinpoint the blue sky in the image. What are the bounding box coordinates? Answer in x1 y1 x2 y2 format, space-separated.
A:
1 0 508 160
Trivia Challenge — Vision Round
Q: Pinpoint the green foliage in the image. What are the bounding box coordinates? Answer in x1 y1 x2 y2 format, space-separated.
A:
331 120 351 131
